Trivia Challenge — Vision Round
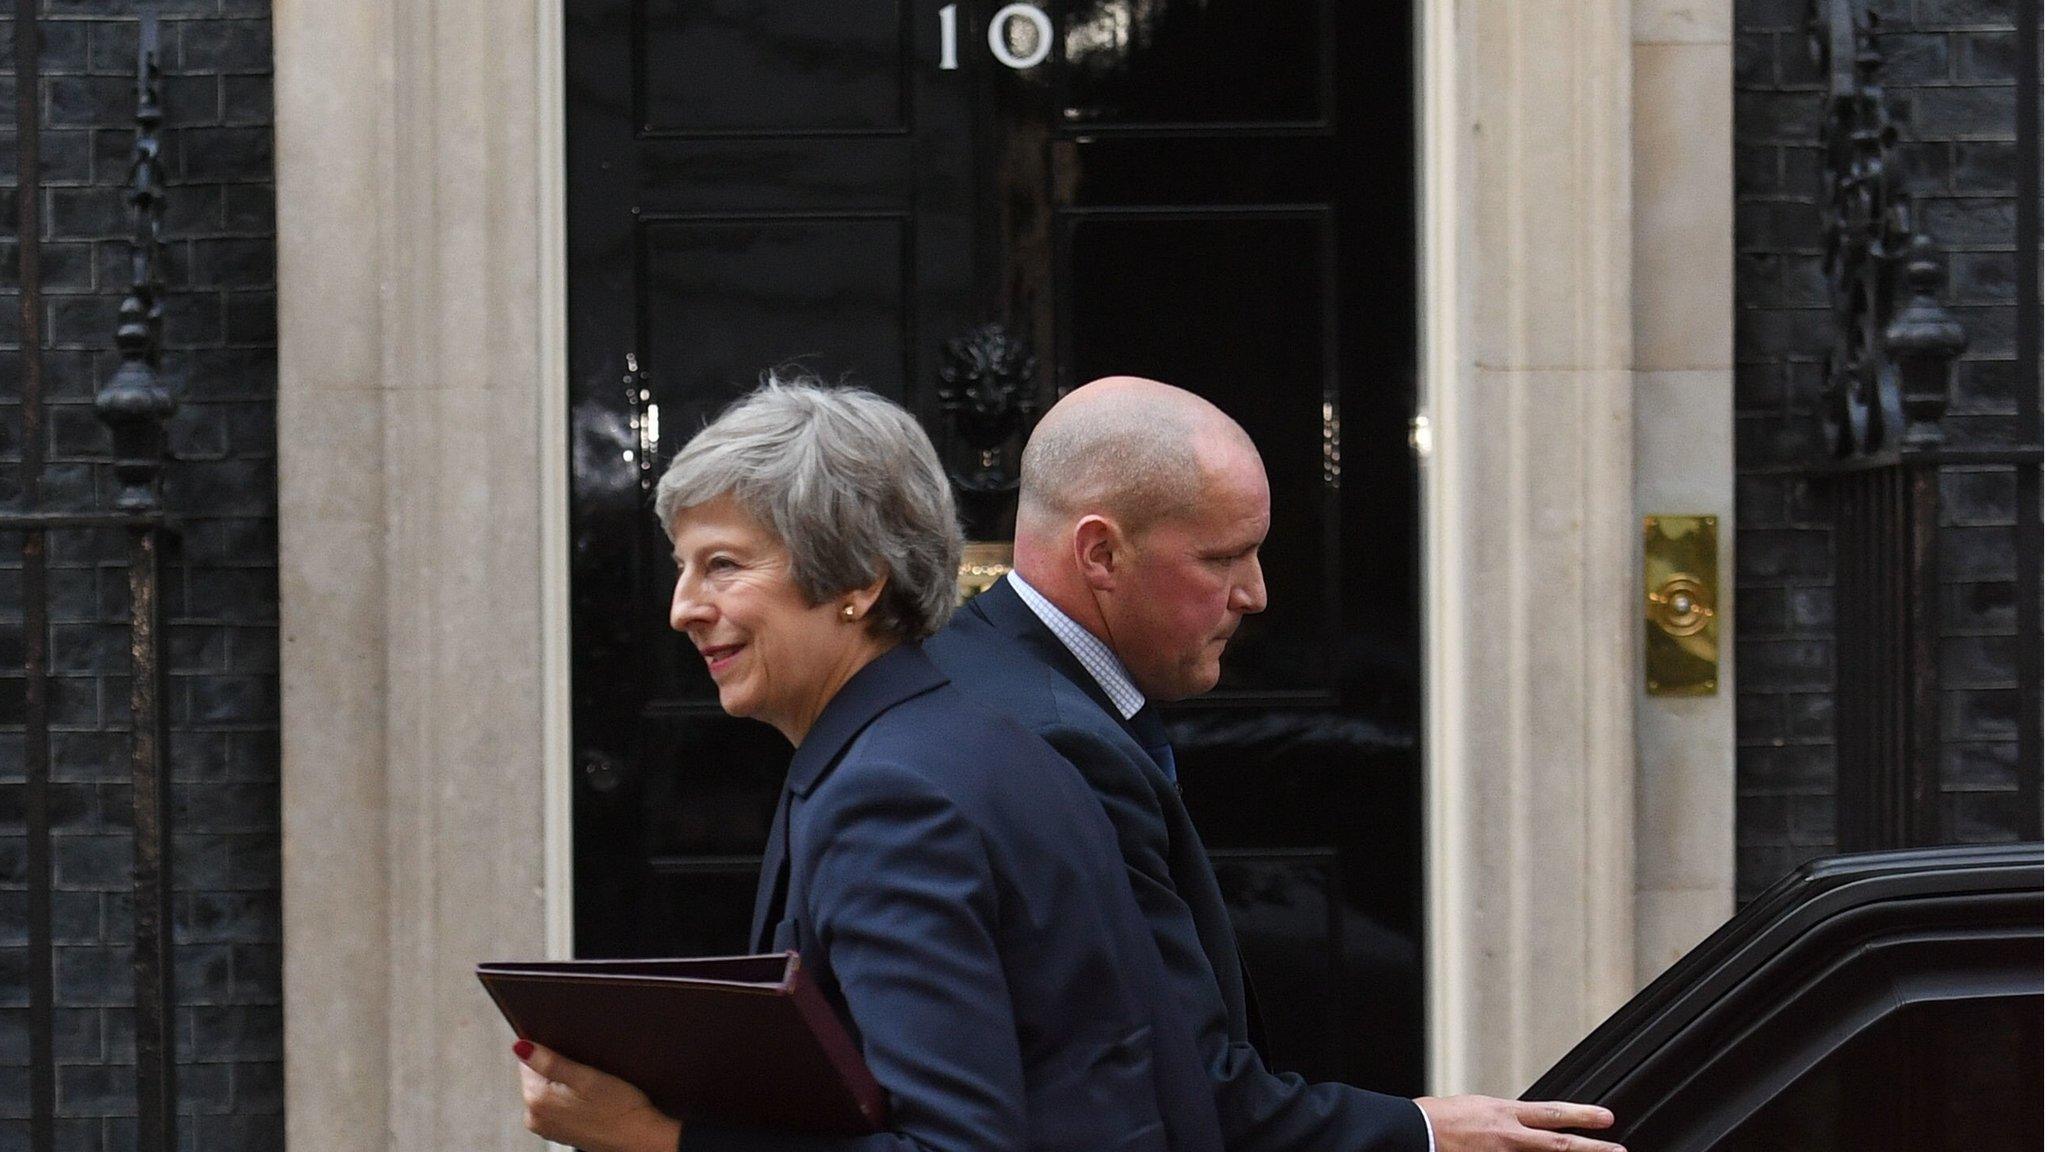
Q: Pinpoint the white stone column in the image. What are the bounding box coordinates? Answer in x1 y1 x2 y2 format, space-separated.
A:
274 0 571 1147
1629 0 1737 983
1421 0 1641 1094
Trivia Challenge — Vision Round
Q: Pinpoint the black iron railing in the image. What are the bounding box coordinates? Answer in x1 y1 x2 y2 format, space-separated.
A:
9 13 179 1152
1807 0 2043 850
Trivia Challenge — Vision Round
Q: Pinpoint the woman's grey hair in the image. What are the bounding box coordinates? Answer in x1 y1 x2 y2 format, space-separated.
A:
654 375 962 641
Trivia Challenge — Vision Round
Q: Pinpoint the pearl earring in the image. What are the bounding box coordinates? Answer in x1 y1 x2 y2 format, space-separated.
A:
842 604 857 622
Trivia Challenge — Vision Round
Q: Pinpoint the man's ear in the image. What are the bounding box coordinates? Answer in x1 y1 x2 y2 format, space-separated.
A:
1074 515 1122 591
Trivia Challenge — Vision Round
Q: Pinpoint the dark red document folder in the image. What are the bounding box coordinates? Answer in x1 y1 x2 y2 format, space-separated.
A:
478 952 886 1136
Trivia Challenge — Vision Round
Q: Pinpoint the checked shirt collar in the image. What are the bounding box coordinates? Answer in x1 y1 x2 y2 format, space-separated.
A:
1004 571 1147 722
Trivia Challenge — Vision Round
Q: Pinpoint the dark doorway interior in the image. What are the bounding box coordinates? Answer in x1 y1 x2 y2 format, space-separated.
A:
565 0 1423 1094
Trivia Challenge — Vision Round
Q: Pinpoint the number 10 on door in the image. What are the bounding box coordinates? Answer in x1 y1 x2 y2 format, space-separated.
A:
939 4 1055 72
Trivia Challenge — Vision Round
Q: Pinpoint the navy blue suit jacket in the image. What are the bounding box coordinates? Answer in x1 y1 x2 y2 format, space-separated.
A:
925 582 1430 1152
685 644 1225 1152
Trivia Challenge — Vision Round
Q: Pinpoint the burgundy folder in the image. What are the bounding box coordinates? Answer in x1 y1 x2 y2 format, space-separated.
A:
478 951 886 1136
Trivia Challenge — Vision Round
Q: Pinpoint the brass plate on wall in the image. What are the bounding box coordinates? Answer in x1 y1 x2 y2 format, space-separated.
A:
1645 515 1719 696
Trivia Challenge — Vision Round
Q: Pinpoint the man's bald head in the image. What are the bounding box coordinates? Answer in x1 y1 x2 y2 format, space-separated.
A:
1011 376 1271 701
1018 376 1257 536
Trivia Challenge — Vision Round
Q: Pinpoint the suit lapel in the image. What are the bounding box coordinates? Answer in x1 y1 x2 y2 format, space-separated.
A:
748 789 790 950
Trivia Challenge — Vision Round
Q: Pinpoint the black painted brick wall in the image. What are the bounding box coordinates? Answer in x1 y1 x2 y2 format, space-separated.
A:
1735 0 2041 900
1 5 278 1150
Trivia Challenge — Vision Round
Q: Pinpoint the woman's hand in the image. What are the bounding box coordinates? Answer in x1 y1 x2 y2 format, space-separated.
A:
514 1039 683 1152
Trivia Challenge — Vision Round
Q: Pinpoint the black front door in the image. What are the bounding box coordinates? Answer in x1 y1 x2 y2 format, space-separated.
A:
566 0 1423 1095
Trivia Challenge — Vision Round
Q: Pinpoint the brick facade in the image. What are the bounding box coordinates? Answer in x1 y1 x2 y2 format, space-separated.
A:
1 7 279 1150
1734 0 2041 901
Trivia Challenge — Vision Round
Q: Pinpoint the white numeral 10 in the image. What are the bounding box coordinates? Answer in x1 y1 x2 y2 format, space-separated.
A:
939 3 1054 72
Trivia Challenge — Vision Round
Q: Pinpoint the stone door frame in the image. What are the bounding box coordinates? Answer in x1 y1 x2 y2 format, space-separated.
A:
274 2 1732 1145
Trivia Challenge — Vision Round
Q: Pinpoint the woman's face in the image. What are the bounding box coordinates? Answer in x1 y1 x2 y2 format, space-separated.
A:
666 495 877 744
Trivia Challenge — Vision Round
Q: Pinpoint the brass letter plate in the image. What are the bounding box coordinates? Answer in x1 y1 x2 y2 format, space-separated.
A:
1644 515 1719 696
957 540 1014 602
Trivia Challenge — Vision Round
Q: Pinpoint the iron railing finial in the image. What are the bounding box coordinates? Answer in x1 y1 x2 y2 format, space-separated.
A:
95 12 176 512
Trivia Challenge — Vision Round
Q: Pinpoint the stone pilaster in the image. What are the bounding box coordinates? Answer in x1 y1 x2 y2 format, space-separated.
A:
275 0 567 1147
1421 0 1642 1094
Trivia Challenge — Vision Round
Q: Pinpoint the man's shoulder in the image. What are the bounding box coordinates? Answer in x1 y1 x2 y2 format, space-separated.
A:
929 612 1131 739
833 677 1072 786
929 616 1151 792
812 681 1123 846
924 618 1172 846
928 611 1060 711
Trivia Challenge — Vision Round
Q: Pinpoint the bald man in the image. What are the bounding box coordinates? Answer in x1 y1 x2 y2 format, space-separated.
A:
926 377 1621 1152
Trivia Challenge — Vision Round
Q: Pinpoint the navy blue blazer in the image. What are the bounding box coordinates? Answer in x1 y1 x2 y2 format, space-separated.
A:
926 582 1430 1152
684 644 1225 1152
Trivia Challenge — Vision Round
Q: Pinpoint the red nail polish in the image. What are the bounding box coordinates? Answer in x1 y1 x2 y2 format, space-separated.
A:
513 1039 534 1061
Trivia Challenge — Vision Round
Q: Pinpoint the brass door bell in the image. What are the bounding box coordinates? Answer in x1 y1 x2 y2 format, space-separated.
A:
1644 516 1719 695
